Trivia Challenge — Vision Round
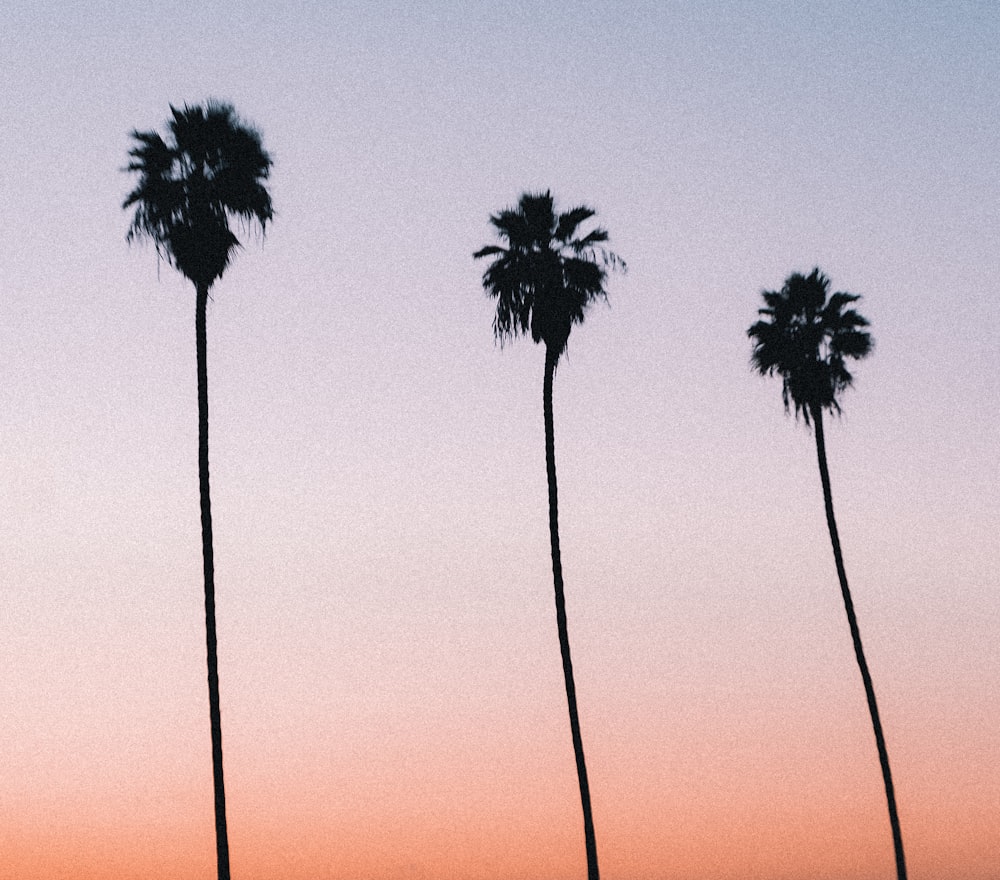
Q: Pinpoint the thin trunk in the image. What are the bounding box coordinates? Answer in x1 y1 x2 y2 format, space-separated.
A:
812 405 906 880
197 282 231 880
543 344 599 880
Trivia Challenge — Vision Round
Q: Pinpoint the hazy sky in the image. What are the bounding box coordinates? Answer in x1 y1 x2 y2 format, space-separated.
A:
2 2 998 879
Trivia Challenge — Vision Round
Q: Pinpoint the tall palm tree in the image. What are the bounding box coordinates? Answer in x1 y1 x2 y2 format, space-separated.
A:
748 268 906 880
123 101 273 880
474 190 623 880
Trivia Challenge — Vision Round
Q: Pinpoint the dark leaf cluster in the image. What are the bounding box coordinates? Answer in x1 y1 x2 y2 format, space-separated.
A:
747 267 873 423
474 190 625 363
123 101 273 289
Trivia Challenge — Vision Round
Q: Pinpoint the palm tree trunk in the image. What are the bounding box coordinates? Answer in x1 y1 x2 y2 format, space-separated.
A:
543 344 599 880
196 282 231 880
811 405 906 880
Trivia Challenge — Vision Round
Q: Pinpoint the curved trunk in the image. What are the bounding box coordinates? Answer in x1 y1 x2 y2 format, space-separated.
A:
812 405 906 880
197 282 231 880
543 344 599 880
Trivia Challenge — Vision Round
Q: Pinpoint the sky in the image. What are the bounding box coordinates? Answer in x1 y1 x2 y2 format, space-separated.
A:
2 1 998 878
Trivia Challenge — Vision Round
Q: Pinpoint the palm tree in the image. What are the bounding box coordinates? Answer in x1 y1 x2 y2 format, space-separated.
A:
123 101 273 880
474 190 623 880
748 268 906 880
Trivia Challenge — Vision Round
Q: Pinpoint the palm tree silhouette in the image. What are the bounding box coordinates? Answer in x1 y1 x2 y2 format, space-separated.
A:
123 101 273 880
475 191 623 880
748 268 906 880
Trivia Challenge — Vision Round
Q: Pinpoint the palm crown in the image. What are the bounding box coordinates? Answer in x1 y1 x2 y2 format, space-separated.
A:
748 268 873 423
474 190 624 361
123 101 273 289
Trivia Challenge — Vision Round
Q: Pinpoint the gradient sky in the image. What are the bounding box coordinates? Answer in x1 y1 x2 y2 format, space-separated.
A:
2 2 998 879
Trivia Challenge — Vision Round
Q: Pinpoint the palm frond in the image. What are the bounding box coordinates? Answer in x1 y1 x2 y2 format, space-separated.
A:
473 244 505 260
556 206 597 242
475 191 624 361
748 267 873 422
123 100 273 288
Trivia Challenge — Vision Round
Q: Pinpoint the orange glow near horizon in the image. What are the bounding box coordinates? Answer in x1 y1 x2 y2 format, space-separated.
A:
4 710 996 880
7 795 997 880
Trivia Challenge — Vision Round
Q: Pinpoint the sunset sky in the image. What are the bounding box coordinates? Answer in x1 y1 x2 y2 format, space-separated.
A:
2 2 998 878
